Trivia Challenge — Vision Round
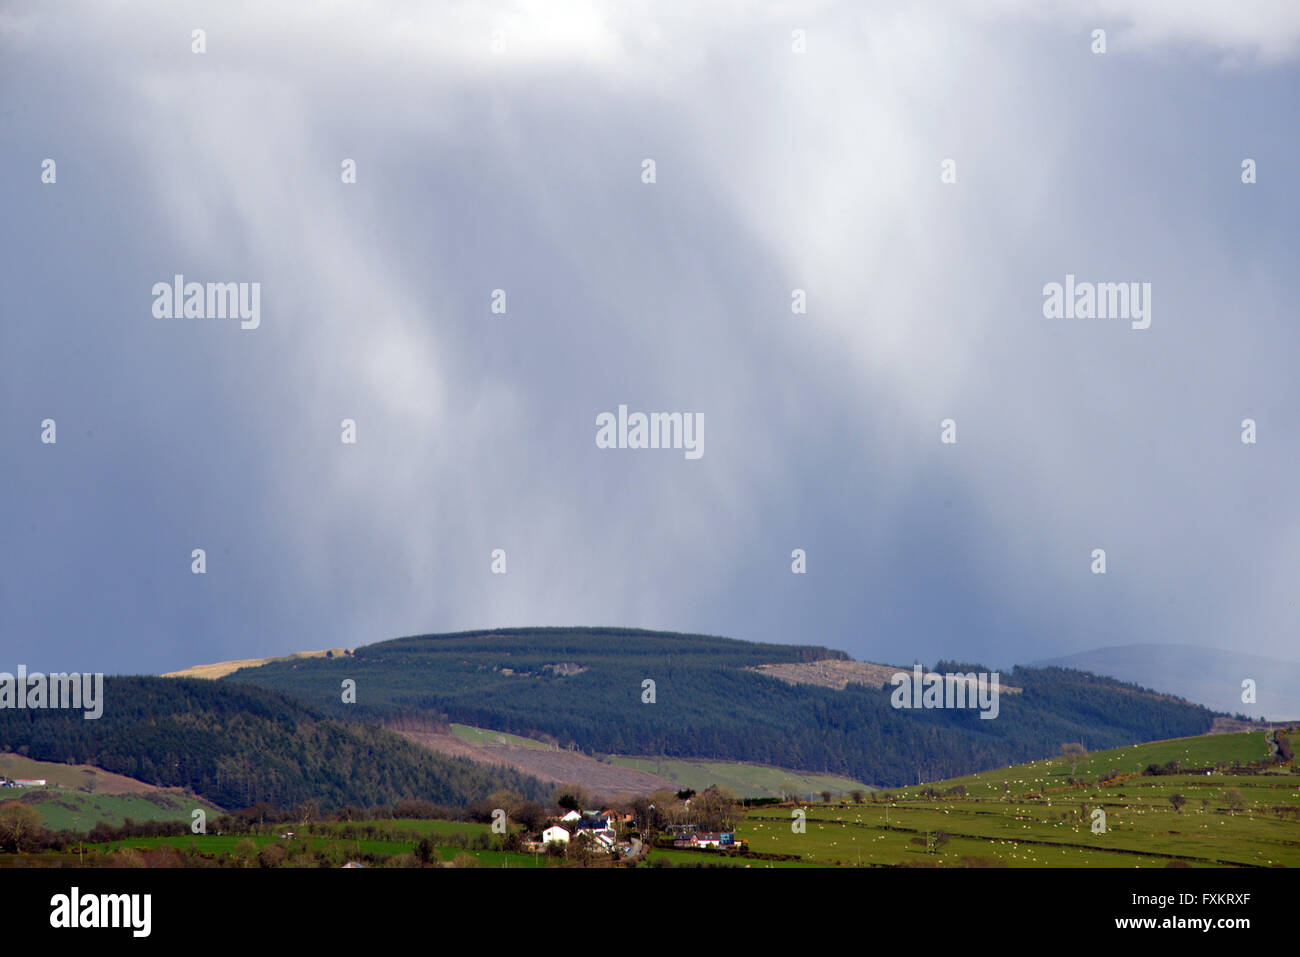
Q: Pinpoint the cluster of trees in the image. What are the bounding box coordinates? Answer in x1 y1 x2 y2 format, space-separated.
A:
0 677 549 811
1143 761 1186 776
223 629 1219 788
1273 733 1293 762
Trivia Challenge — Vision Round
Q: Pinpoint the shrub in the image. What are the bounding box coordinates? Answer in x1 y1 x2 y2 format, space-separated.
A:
257 843 287 868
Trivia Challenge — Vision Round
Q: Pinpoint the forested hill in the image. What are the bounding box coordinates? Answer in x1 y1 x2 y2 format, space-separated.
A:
0 676 548 810
221 627 1220 787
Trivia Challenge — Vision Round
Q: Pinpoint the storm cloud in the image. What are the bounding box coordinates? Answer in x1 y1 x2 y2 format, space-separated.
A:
1 1 1296 674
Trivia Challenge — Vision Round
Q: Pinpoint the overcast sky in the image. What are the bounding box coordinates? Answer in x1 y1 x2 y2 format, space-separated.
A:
2 1 1296 675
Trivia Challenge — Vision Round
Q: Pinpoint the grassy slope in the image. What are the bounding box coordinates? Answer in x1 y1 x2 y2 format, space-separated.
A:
893 731 1272 799
2 788 225 832
87 819 544 868
449 724 551 750
0 754 156 792
608 756 873 798
737 729 1300 867
0 753 225 831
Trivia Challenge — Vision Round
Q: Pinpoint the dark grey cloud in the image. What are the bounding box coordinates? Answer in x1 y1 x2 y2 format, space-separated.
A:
1 1 1295 676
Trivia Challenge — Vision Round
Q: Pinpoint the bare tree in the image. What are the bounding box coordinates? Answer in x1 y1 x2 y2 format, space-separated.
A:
568 831 598 867
1059 742 1087 777
297 799 319 828
0 803 43 852
689 787 742 831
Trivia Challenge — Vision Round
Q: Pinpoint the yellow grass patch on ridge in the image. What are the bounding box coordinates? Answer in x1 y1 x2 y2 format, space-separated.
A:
162 649 351 680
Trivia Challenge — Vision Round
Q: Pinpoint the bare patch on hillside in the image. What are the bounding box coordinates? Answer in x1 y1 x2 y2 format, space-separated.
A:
749 659 1022 694
396 730 675 798
543 662 588 676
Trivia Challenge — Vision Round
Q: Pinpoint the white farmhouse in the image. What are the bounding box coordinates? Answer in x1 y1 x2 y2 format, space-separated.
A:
542 825 570 845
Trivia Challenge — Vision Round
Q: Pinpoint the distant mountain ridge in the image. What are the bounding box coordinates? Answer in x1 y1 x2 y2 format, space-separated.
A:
1031 644 1300 721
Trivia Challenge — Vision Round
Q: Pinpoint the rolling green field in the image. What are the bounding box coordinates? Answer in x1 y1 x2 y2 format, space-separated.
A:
344 818 493 837
737 730 1300 867
6 729 1293 868
890 731 1274 799
641 846 816 868
87 819 548 868
88 834 548 868
0 787 225 832
608 755 873 799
